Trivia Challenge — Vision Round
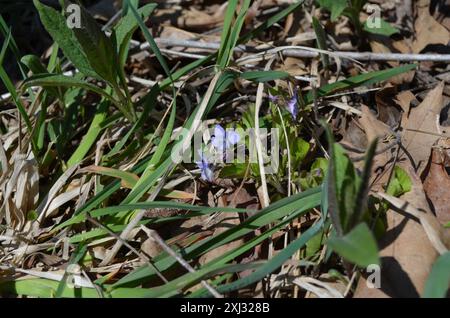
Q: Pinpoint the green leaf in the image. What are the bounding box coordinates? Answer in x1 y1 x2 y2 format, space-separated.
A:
217 0 239 68
219 0 251 68
21 55 48 75
386 166 412 197
364 19 399 37
121 0 139 16
66 100 108 168
303 64 417 105
33 0 98 79
22 74 117 103
61 0 117 83
349 138 377 229
326 132 360 234
328 223 380 267
241 70 289 82
113 3 157 68
423 252 450 298
317 0 348 21
220 163 248 178
312 17 330 69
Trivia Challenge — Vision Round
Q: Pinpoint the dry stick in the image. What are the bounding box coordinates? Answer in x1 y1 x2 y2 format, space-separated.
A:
254 59 274 263
254 63 272 208
85 213 169 284
140 225 223 298
137 38 450 62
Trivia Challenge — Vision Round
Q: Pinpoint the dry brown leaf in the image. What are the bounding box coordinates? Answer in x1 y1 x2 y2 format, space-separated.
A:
375 86 401 128
358 105 393 142
423 147 450 224
394 90 416 114
401 82 445 175
177 8 224 30
198 188 257 265
412 0 450 53
355 162 439 298
198 212 243 265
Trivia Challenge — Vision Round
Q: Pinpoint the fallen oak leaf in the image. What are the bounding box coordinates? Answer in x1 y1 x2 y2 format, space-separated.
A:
423 146 450 224
376 192 449 255
401 82 445 176
354 161 441 297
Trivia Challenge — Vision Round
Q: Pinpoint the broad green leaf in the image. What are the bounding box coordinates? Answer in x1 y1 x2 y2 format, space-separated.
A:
328 223 380 267
33 0 98 79
326 127 359 235
364 19 399 37
66 100 108 168
0 278 99 298
121 0 139 16
61 0 117 83
220 163 248 178
349 138 377 229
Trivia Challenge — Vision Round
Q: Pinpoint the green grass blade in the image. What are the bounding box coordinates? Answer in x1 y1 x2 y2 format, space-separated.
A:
66 100 109 168
217 0 238 67
241 70 289 82
22 74 117 104
303 64 417 105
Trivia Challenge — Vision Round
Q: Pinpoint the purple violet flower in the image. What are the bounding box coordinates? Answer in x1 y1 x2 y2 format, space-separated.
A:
287 90 298 119
268 93 279 102
211 125 240 152
195 151 214 182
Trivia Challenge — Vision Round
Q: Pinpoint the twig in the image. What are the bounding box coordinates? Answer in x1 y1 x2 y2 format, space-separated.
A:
135 38 450 62
254 61 272 209
140 225 223 298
